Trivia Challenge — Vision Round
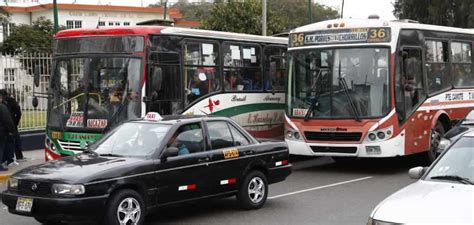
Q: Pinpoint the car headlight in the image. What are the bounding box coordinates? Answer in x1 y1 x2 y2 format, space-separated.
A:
367 217 399 225
8 178 18 190
51 184 85 195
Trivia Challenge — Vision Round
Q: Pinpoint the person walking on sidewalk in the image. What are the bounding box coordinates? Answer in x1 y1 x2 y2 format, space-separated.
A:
0 92 16 171
1 90 25 162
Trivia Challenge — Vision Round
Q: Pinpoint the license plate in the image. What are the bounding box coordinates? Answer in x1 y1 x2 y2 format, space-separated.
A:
16 197 33 212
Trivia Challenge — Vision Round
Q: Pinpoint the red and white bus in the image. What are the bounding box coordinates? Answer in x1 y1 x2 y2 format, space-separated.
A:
285 18 474 161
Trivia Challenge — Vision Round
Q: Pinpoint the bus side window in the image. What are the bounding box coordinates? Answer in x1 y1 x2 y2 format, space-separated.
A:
398 48 426 121
264 46 287 92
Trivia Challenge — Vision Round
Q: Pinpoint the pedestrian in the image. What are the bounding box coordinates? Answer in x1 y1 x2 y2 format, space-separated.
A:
0 91 16 171
2 90 26 162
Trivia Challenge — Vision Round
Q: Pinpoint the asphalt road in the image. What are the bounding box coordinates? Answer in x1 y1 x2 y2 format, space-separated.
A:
0 155 423 225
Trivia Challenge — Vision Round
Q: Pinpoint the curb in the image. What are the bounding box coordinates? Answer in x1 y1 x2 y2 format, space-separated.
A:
0 173 12 183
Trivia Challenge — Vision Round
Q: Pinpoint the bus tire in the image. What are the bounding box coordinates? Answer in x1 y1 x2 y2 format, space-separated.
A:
237 170 268 210
104 189 145 225
426 121 445 163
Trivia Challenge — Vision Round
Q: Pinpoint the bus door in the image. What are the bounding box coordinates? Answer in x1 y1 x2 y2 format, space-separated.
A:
147 52 183 115
399 48 428 152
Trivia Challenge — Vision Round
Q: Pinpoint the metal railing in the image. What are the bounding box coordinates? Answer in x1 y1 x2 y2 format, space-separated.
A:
0 52 51 131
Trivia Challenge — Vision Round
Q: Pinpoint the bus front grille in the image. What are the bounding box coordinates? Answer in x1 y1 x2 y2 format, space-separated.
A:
310 146 357 154
304 132 362 142
57 140 85 152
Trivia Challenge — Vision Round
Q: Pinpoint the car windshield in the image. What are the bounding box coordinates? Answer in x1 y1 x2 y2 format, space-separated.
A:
287 47 390 119
90 122 171 157
48 56 142 132
425 136 474 184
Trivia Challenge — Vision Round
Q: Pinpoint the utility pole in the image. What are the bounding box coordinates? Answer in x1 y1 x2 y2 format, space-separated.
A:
163 1 168 21
341 0 345 19
53 0 59 33
262 0 267 36
308 0 313 23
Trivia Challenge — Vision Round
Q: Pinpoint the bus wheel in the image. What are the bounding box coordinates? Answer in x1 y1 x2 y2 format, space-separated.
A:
427 122 445 163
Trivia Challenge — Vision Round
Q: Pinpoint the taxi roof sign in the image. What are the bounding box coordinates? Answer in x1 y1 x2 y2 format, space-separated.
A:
145 112 163 121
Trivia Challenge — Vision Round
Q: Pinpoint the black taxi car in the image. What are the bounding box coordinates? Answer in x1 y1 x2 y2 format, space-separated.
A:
1 113 291 225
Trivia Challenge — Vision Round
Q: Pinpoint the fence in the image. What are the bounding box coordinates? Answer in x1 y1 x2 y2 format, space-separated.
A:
0 53 51 131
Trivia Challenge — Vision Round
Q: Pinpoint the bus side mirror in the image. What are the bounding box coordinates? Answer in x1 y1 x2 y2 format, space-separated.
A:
34 65 40 87
32 96 39 108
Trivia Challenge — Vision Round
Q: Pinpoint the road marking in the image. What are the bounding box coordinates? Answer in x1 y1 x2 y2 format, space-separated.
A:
268 176 373 200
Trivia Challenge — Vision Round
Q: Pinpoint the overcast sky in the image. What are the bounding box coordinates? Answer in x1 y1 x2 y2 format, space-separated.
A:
40 0 396 20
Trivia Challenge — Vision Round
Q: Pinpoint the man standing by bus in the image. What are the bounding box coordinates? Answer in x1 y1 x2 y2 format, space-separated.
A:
0 90 16 171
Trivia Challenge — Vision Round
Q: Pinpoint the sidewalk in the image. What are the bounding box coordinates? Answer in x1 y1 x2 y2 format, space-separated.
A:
0 150 45 183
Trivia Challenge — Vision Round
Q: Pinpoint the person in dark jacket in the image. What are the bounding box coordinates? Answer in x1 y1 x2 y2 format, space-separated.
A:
0 92 15 171
1 90 25 161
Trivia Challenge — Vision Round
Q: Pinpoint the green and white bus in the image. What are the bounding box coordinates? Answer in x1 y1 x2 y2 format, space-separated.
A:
43 26 287 160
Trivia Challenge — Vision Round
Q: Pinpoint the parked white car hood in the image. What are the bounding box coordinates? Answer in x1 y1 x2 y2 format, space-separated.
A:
372 180 474 224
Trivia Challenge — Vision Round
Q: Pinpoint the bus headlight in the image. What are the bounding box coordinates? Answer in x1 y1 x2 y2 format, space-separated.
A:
52 184 85 195
285 128 302 141
366 126 393 142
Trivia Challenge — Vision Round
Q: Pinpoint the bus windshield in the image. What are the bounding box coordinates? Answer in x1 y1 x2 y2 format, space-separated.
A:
48 56 142 132
287 47 390 119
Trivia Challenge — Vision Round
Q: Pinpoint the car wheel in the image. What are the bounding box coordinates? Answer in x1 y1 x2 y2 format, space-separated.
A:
427 121 445 163
104 189 145 225
34 217 65 225
237 170 268 210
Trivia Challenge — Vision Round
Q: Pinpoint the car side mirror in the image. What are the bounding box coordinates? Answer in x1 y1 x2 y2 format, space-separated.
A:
162 147 179 159
408 166 426 179
34 65 40 87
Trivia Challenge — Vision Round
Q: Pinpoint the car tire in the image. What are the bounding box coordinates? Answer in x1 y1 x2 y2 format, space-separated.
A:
34 217 65 225
104 189 145 225
426 121 445 163
237 170 268 210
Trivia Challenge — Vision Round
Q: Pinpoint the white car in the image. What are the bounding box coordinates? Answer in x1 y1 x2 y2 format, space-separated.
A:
368 131 474 225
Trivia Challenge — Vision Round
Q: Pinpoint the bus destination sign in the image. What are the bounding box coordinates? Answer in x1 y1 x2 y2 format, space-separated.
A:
290 27 391 47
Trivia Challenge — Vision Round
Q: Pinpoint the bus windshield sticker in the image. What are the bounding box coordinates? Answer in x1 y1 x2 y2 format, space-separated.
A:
290 27 391 47
293 108 309 117
87 119 108 129
66 112 84 128
202 43 213 55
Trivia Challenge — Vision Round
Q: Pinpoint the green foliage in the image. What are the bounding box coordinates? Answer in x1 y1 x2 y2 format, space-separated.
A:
0 17 55 54
200 0 285 35
269 0 340 30
199 0 339 35
393 0 474 28
172 0 213 21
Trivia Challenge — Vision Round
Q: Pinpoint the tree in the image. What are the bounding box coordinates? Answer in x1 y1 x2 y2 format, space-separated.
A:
172 0 213 21
393 0 474 28
269 0 340 30
0 17 55 54
200 0 285 35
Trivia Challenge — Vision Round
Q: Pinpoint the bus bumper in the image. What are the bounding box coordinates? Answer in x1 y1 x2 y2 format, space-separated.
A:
286 130 406 158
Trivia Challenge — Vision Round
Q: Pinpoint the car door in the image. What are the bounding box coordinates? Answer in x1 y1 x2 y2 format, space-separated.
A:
205 120 254 194
154 122 212 205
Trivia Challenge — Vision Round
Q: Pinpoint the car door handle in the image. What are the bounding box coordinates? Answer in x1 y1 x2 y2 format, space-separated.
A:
198 157 210 163
243 150 255 155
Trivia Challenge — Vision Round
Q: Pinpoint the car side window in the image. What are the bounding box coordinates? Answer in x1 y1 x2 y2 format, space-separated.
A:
167 123 204 155
207 121 234 149
228 124 250 146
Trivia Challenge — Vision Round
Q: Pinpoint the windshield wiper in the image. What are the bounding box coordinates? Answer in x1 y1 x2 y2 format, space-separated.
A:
430 175 474 185
99 153 124 157
337 61 361 122
304 70 323 121
83 149 98 156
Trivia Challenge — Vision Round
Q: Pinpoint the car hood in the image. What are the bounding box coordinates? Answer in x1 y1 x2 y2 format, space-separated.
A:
12 153 148 184
372 180 474 224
